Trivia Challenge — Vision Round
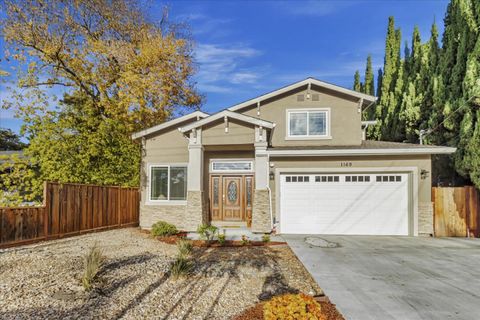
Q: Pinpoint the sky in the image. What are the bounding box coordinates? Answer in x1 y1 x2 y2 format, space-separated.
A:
0 0 449 137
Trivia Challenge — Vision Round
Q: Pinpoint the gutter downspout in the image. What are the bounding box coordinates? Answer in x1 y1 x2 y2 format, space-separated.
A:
266 153 274 232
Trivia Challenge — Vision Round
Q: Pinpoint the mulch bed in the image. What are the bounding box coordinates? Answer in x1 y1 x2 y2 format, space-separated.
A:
233 296 344 320
146 230 286 247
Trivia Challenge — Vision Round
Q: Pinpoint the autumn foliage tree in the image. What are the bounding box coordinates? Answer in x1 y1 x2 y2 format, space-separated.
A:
0 0 202 204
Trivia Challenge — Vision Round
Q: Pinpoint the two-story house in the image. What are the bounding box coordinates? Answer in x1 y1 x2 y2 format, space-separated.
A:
132 78 455 236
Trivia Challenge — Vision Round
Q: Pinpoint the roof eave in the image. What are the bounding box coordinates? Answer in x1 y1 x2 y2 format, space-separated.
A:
262 147 457 157
228 77 377 112
131 111 209 140
179 110 275 133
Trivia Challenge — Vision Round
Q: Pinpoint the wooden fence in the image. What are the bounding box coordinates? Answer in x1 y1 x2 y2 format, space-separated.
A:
0 182 139 248
432 186 480 237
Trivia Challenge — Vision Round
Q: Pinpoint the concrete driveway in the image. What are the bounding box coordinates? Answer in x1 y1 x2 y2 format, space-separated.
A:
285 235 480 320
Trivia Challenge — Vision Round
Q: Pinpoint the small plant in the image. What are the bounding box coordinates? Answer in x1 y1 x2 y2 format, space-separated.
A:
241 235 250 246
170 255 194 279
263 293 325 320
81 243 105 291
151 221 178 237
262 234 271 243
170 239 194 279
197 223 218 241
218 233 226 246
177 239 193 257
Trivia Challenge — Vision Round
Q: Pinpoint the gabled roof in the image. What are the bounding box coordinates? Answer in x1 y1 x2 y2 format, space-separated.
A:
179 110 275 133
131 111 209 140
228 77 377 112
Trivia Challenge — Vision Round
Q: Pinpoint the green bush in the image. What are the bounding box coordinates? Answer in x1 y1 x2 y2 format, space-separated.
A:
81 243 105 291
262 234 271 243
151 221 178 237
241 235 250 246
263 293 325 320
218 233 226 246
197 224 218 241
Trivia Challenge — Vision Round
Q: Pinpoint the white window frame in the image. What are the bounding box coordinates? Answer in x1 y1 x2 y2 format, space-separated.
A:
147 163 188 205
210 159 254 173
286 108 331 140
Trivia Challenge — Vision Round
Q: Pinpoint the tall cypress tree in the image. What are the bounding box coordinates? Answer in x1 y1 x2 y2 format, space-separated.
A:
353 70 362 92
374 16 401 139
364 55 375 96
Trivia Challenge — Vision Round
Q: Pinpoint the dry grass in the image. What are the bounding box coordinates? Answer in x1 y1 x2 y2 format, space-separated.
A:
81 243 105 291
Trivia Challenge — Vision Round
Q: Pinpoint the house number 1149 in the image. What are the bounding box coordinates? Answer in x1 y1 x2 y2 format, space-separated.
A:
340 161 353 167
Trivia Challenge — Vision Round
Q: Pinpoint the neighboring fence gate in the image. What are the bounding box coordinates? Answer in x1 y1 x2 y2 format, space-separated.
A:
432 186 480 237
0 182 139 248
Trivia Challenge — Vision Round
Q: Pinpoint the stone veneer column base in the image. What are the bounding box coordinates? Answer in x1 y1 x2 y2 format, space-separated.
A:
251 189 271 233
184 191 206 231
418 202 434 236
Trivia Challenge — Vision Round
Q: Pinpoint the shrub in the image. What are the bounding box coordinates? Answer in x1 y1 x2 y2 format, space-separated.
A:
241 235 250 246
197 224 218 241
177 239 193 257
262 234 271 243
81 244 105 291
170 255 194 279
151 221 178 237
218 233 226 246
263 293 325 320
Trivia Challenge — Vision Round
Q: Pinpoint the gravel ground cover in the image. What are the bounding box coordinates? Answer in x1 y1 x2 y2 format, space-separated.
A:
0 228 322 319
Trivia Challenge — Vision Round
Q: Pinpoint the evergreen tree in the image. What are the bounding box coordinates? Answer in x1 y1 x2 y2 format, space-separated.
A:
364 55 375 96
353 70 362 92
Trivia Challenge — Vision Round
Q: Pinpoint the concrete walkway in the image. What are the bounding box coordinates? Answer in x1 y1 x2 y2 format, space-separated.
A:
285 235 480 320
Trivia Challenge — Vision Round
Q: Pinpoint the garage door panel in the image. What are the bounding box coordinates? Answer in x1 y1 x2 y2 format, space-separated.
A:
280 173 409 235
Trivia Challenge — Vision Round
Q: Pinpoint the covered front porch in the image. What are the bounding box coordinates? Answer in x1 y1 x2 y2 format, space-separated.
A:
179 110 274 233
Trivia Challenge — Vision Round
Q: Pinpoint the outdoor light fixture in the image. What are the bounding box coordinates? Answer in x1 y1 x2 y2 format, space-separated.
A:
269 171 275 180
421 169 429 180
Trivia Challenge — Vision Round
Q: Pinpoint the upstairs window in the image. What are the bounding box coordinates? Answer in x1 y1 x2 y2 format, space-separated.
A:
287 109 329 138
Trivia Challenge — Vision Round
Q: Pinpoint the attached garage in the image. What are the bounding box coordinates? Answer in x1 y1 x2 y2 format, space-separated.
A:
279 172 411 235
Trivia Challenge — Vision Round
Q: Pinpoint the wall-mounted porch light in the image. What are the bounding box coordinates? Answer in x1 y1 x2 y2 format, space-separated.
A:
421 169 429 180
269 171 275 180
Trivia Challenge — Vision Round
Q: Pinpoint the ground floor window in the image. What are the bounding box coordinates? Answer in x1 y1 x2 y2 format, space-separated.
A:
150 165 187 201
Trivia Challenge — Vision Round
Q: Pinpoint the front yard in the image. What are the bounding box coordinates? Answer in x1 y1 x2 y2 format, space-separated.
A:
0 228 322 319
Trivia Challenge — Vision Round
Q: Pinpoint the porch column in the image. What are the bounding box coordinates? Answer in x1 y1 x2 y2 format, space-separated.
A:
252 126 272 233
184 128 206 231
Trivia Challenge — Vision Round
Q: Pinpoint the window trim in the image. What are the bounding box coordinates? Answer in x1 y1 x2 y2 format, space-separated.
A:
147 163 188 205
210 159 255 173
286 108 331 140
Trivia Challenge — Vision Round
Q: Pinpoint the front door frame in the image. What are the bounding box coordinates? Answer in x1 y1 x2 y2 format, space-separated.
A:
209 174 254 226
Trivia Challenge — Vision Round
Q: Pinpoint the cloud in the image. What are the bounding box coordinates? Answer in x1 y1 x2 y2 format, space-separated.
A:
195 43 263 93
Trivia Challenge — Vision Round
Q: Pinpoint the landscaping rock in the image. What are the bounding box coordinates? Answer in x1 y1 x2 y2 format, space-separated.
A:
0 228 322 319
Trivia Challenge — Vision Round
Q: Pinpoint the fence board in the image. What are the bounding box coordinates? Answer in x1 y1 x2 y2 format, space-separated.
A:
0 182 139 248
433 186 480 237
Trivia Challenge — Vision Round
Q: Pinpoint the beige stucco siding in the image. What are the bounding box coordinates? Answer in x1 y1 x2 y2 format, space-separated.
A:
202 119 255 145
139 123 191 229
241 88 362 147
269 154 433 235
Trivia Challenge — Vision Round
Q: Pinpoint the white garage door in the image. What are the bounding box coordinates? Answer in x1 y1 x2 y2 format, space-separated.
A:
280 173 410 235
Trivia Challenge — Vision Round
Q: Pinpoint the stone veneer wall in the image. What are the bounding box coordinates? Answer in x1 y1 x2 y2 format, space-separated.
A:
418 202 434 236
251 189 271 233
139 204 187 230
184 191 206 231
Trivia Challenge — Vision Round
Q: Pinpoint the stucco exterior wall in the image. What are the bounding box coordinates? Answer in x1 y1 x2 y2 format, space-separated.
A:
269 154 433 235
202 119 255 146
241 88 363 147
139 121 191 230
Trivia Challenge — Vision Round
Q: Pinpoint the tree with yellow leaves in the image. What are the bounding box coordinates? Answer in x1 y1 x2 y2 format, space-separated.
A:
0 0 202 204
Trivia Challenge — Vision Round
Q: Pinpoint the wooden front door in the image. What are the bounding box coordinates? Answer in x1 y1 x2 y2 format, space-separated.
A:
223 176 242 221
210 175 254 225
